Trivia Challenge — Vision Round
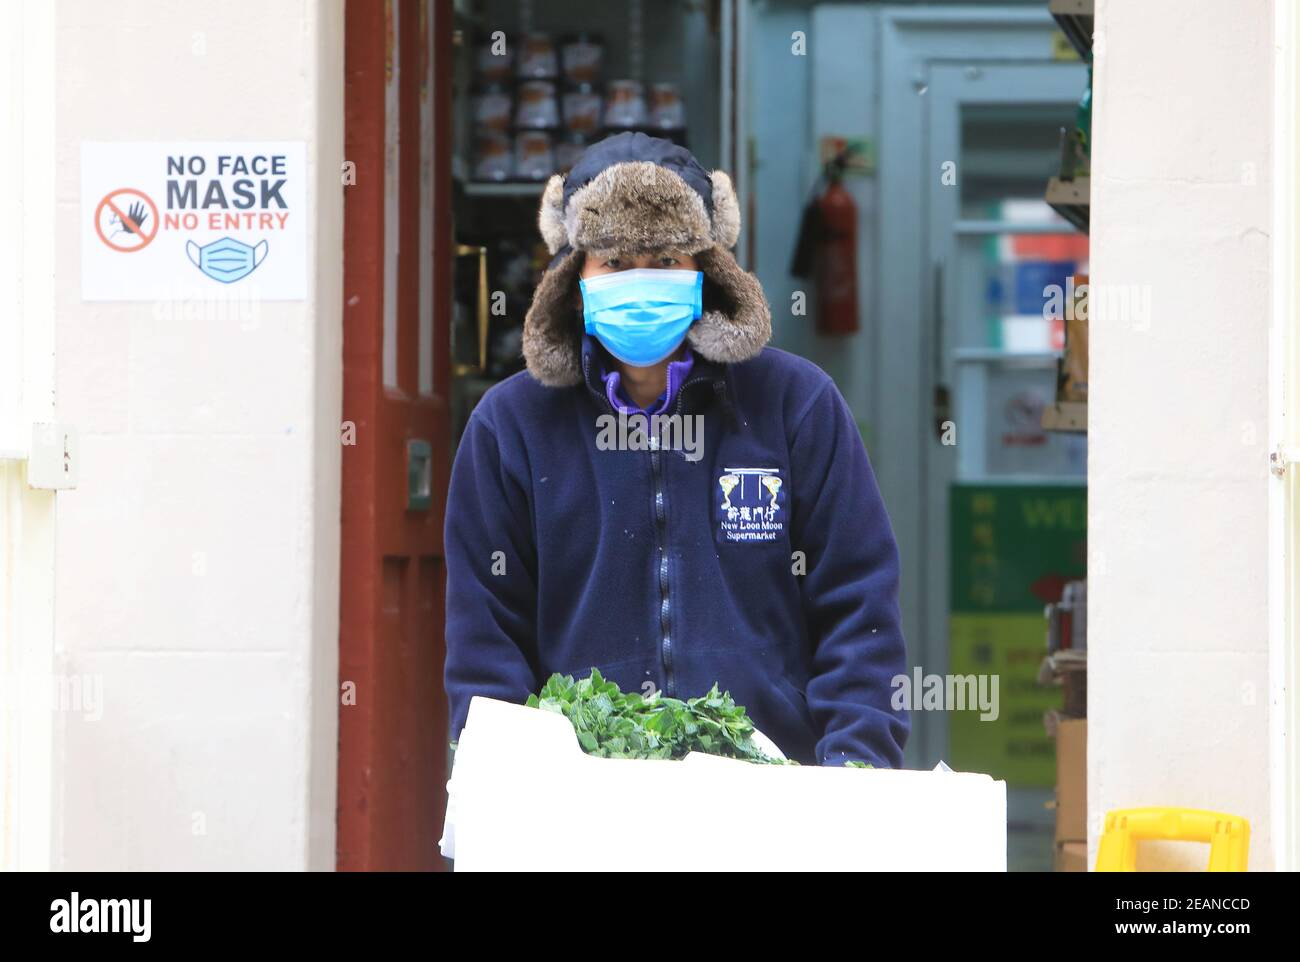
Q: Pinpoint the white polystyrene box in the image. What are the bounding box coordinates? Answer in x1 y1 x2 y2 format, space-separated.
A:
443 696 1006 871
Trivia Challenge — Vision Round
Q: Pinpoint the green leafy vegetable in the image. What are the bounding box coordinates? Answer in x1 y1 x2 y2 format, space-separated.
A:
525 669 793 765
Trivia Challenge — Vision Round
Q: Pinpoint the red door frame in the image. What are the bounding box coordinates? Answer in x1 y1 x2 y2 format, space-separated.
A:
338 0 453 871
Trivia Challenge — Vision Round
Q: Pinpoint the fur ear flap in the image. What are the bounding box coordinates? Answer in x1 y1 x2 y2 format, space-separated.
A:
687 245 770 364
538 174 568 255
522 248 585 387
709 170 741 249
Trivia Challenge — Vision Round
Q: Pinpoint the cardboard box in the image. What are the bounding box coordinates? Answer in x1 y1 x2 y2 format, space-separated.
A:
1055 840 1088 872
1055 717 1087 843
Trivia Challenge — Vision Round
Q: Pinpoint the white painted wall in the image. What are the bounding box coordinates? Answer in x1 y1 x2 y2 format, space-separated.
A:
45 0 344 869
1 0 59 872
1090 0 1276 869
1272 0 1300 875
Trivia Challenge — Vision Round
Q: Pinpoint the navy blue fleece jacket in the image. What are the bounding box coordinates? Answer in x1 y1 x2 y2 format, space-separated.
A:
444 338 910 767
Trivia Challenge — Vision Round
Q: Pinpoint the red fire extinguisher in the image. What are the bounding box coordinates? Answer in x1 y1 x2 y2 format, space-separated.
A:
791 157 859 336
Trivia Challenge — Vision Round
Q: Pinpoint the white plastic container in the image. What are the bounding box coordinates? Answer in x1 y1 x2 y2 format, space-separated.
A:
442 696 1007 871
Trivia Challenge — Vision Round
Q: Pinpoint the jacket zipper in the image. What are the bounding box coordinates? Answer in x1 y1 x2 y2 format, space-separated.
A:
585 352 716 700
655 373 713 698
650 444 674 697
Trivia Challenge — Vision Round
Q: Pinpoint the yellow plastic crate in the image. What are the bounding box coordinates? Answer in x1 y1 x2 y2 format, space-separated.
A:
1095 807 1250 872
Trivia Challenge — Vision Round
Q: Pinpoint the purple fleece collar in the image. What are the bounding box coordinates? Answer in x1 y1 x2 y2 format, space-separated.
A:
600 345 695 417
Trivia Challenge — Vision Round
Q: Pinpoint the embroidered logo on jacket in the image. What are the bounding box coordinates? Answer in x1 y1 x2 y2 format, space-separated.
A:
717 467 786 543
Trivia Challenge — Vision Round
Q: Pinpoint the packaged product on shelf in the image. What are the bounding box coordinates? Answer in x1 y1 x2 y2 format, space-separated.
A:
514 130 555 181
473 129 513 182
555 132 588 172
1075 60 1092 176
648 82 686 131
560 33 604 84
516 33 559 80
603 79 647 128
475 37 513 82
471 85 513 132
515 80 560 129
1061 273 1089 402
562 84 603 135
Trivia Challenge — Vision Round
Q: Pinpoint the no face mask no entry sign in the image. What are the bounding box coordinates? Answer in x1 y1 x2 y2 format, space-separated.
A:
80 141 307 301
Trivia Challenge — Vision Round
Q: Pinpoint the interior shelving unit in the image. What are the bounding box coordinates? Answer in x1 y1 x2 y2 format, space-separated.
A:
1045 174 1089 234
1040 0 1092 435
1040 3 1090 875
1044 0 1092 235
1049 0 1095 60
1040 400 1087 433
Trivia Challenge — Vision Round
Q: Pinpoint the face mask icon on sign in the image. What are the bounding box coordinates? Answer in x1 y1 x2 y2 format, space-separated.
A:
186 236 269 284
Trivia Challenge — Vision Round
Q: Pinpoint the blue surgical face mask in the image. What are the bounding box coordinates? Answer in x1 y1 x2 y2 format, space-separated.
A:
186 236 269 284
579 268 704 367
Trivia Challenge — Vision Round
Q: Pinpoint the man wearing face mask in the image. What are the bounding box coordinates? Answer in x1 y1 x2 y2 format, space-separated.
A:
444 132 909 768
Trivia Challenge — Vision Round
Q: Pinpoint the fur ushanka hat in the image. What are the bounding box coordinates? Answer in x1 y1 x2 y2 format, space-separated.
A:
522 132 772 387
